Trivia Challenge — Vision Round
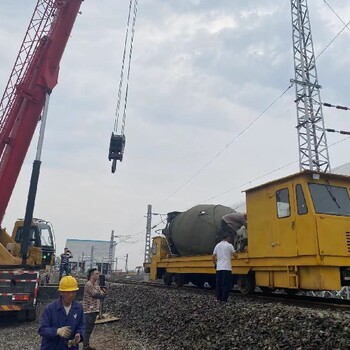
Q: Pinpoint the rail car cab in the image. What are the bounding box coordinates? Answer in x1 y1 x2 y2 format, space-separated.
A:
244 170 350 292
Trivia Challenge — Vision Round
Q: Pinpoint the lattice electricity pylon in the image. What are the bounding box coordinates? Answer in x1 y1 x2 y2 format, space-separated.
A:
290 0 330 172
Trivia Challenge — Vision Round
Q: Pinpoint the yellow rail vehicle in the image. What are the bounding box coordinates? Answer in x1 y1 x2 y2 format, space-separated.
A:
148 171 350 294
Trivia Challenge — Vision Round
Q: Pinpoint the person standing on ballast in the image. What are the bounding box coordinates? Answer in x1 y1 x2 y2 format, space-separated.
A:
212 232 238 303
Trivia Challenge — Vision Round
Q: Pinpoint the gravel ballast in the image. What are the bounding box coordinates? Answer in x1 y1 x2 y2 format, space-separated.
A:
0 283 350 349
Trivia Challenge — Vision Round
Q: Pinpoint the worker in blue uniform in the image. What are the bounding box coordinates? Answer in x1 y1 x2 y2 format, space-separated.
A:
38 275 84 349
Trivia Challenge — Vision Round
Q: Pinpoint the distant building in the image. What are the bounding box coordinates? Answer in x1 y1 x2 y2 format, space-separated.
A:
65 239 115 275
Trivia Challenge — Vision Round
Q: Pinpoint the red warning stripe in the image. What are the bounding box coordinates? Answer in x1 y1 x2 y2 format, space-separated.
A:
0 305 22 311
0 279 38 283
0 270 37 274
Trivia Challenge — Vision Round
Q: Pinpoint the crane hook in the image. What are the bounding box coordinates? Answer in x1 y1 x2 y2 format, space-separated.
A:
108 133 126 173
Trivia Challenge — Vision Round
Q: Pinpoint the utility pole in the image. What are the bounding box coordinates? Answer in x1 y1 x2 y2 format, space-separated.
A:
90 245 95 269
125 253 128 273
108 230 116 275
290 0 330 172
144 204 152 264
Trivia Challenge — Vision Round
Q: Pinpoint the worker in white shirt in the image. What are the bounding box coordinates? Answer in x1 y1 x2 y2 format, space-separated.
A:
212 232 238 302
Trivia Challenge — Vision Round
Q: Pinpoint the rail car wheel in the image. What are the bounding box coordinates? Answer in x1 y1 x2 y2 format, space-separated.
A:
163 272 173 286
174 274 185 288
191 276 205 289
207 276 216 289
285 288 298 296
237 274 256 295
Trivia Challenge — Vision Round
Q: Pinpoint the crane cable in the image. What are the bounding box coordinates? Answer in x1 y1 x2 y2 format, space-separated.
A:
114 0 138 135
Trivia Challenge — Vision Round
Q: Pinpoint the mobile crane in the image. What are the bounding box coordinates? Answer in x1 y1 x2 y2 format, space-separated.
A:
0 0 83 321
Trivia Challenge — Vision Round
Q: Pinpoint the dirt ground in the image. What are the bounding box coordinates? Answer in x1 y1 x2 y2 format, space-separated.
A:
0 310 155 350
79 321 154 350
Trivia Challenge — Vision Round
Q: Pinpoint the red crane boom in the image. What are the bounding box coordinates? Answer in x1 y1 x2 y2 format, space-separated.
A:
0 0 83 224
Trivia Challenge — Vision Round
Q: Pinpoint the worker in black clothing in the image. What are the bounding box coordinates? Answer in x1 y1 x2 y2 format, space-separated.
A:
59 247 73 281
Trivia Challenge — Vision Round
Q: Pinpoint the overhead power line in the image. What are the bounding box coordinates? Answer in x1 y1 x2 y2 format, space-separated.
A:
316 21 350 59
323 0 350 34
316 1 350 60
155 84 293 210
155 10 349 210
121 4 348 232
200 135 350 204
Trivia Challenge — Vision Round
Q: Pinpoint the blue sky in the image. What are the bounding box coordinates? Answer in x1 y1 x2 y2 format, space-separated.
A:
0 0 349 269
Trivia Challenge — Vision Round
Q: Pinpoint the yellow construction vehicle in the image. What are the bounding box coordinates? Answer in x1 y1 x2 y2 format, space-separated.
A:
0 219 55 321
0 0 83 321
147 170 350 295
0 218 55 269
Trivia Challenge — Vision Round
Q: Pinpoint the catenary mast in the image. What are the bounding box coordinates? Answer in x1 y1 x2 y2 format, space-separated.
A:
290 0 330 172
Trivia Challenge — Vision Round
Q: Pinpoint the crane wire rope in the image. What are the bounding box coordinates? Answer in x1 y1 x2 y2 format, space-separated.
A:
121 0 138 135
114 0 138 135
120 5 348 234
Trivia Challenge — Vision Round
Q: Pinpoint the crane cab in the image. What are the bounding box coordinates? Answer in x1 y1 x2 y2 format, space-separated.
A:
0 219 55 268
12 218 55 268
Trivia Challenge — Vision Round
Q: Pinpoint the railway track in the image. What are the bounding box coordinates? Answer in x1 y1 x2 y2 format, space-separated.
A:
107 276 350 311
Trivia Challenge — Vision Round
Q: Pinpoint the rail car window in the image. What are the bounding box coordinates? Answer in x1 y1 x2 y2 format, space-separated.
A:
276 188 291 218
296 184 308 215
308 183 350 216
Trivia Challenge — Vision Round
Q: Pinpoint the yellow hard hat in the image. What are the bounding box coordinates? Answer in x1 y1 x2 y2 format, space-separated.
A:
58 276 79 292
